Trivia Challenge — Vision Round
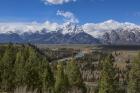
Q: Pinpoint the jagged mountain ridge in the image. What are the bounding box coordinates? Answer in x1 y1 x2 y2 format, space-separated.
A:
0 22 99 44
101 28 140 44
0 31 99 44
96 20 140 44
0 20 140 44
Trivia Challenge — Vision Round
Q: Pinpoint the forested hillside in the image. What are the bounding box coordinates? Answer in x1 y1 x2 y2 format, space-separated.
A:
0 44 139 93
0 44 86 93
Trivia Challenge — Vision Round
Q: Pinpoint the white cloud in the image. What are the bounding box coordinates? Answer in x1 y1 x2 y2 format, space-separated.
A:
82 23 105 38
43 0 76 5
0 10 79 34
82 20 140 38
57 10 79 23
0 21 60 34
42 21 60 31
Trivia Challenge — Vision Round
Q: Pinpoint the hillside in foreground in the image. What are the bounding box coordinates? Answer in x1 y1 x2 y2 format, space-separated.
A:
0 43 139 93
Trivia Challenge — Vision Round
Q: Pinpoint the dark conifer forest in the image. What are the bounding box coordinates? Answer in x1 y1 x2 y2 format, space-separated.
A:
0 44 139 93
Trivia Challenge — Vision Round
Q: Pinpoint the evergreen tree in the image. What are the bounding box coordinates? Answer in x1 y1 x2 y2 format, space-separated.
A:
55 63 69 93
66 60 83 86
39 58 54 93
66 60 86 93
14 48 26 87
98 54 117 93
25 47 41 91
128 53 140 93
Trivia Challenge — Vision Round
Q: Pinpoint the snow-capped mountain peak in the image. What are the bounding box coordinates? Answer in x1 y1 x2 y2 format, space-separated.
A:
61 22 83 34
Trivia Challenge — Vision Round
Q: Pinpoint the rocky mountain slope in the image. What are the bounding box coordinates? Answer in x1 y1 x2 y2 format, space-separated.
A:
0 20 140 44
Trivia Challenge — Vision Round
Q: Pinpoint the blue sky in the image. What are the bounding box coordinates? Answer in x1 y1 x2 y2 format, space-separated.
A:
0 0 140 24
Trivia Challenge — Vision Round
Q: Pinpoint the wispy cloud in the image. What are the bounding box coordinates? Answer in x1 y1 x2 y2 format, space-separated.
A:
57 10 79 23
42 0 76 5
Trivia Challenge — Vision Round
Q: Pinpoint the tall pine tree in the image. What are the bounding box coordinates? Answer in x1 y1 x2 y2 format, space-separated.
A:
128 53 140 93
55 63 69 93
14 48 27 87
39 58 54 93
66 60 86 93
25 47 41 91
99 54 117 93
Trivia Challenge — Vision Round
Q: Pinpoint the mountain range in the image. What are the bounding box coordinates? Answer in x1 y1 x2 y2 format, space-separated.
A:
0 20 140 44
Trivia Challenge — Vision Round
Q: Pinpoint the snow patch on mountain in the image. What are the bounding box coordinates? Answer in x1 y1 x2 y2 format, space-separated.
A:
60 22 83 34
